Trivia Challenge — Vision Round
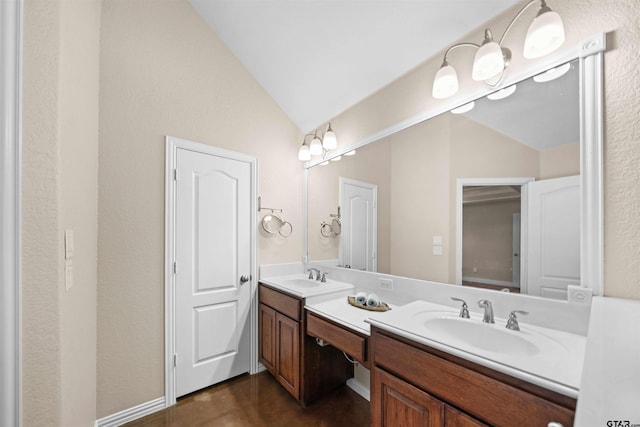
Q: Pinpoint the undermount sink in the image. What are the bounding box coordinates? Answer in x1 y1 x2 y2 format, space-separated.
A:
423 317 539 356
259 273 354 298
280 278 321 288
413 311 567 358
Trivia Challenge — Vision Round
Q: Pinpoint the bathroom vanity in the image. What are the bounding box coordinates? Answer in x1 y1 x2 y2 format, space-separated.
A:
258 279 355 405
370 327 575 427
258 270 588 426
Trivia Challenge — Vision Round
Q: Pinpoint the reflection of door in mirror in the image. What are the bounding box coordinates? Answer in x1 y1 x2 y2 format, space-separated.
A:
462 185 522 293
340 177 377 271
526 175 580 300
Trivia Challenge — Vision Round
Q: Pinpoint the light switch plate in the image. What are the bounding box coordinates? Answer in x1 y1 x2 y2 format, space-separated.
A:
433 245 443 256
64 229 74 260
432 235 442 246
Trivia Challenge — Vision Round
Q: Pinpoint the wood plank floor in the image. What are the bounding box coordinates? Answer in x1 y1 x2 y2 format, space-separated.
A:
124 371 370 427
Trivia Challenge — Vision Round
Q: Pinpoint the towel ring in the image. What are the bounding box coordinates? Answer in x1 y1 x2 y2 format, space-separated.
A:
278 221 293 237
261 213 284 234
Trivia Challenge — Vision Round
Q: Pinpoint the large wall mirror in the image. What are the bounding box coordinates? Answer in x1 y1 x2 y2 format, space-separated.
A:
304 34 604 301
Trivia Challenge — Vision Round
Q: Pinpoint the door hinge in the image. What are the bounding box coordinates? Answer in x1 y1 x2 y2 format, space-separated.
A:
173 354 177 367
173 169 177 181
173 262 176 274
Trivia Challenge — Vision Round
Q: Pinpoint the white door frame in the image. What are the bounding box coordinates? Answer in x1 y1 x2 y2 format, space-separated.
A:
1 0 22 426
455 177 534 287
164 136 257 406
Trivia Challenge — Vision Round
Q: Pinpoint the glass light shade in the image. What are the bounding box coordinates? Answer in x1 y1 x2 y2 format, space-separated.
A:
432 63 459 99
344 150 356 156
323 129 337 150
309 136 323 156
524 9 565 59
330 156 341 162
472 41 505 81
298 144 311 161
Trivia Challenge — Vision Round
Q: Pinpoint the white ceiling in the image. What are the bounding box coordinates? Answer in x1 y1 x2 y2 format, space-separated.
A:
189 0 521 133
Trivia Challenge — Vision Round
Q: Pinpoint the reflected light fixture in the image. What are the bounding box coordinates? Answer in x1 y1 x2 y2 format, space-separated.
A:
432 0 565 99
533 62 571 82
486 84 517 100
298 123 338 161
451 101 475 114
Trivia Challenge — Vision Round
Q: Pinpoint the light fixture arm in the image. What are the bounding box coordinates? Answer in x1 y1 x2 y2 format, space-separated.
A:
442 42 481 63
498 0 542 46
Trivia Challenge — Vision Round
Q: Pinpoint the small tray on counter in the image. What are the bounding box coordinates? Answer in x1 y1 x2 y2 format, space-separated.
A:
347 296 391 312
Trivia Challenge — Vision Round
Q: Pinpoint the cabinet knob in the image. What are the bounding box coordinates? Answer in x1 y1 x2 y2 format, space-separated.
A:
240 275 250 284
548 422 564 427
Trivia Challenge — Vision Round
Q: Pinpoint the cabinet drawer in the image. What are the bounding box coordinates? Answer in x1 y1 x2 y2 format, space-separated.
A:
259 284 302 321
307 312 368 366
373 329 574 427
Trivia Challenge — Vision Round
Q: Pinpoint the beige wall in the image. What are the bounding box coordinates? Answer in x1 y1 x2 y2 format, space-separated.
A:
307 140 391 272
539 142 580 179
97 0 300 417
329 0 640 300
463 199 521 283
390 115 451 282
22 0 101 426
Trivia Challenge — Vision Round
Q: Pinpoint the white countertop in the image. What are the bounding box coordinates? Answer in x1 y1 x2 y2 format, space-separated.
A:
368 300 585 398
259 274 354 298
574 296 640 425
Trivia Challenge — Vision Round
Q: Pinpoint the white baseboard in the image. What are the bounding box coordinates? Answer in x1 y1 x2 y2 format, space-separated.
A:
347 378 370 402
462 276 517 288
95 396 166 427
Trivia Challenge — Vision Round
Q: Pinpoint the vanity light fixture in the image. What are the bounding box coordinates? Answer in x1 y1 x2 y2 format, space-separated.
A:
486 84 517 100
344 149 356 156
432 0 565 99
298 123 338 161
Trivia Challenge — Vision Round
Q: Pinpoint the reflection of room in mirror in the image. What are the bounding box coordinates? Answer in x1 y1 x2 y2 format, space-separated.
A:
306 59 581 299
462 185 522 293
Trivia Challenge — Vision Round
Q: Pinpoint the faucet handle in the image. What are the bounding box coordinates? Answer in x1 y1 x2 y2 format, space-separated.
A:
320 272 328 283
450 297 470 318
506 310 529 331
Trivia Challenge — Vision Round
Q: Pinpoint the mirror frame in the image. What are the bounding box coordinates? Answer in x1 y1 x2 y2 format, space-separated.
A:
303 33 605 298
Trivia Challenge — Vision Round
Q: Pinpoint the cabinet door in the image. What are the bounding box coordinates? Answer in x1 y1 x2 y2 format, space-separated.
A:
276 313 300 399
372 367 444 427
445 406 488 427
258 303 276 374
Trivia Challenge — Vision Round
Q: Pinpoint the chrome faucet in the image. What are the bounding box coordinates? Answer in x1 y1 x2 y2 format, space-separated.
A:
505 310 529 331
307 268 320 281
450 297 470 318
477 300 494 324
320 272 328 283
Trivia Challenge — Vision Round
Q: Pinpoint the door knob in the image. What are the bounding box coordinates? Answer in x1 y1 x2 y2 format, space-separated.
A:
240 275 250 284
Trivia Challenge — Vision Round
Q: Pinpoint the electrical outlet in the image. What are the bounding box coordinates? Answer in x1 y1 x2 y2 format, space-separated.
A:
568 285 593 304
379 278 394 291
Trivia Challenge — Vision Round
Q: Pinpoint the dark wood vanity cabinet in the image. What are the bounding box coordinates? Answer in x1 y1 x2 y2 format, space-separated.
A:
371 327 576 427
258 283 353 405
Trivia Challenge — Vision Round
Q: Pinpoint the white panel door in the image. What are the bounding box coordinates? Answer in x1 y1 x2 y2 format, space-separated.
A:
527 175 580 300
175 148 251 397
340 178 377 271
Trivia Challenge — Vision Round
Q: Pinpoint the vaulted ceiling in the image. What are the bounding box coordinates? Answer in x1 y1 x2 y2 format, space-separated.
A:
189 0 521 132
